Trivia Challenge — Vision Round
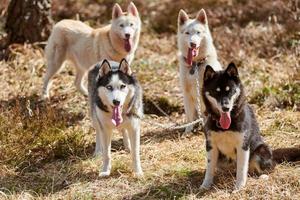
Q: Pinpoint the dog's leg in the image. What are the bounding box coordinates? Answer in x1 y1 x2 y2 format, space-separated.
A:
74 69 88 96
183 93 197 134
122 129 131 152
201 141 218 189
235 146 250 190
92 114 102 156
127 118 143 177
43 45 66 99
94 130 102 156
99 127 112 177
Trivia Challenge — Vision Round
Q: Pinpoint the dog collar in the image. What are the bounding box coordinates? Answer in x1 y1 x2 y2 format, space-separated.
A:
183 56 207 67
186 56 208 75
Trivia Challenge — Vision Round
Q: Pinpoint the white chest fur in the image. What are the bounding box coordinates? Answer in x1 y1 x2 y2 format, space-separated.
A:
210 131 244 160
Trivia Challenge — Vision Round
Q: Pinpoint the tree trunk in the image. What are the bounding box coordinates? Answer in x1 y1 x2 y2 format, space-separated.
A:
5 0 53 44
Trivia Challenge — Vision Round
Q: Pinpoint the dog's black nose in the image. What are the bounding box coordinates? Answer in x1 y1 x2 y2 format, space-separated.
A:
222 98 229 105
125 34 130 39
222 106 230 112
190 42 196 48
113 100 120 106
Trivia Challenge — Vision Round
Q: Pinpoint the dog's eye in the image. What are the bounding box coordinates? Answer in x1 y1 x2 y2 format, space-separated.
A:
106 85 113 91
185 32 190 35
120 84 126 89
120 24 124 28
129 23 134 27
216 87 221 92
197 31 201 34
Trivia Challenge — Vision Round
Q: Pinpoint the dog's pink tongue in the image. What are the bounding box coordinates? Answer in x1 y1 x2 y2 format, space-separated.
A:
187 48 197 66
187 48 193 65
112 106 123 126
219 112 231 130
124 39 131 52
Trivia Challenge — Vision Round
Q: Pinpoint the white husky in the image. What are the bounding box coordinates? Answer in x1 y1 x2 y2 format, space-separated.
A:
177 9 222 133
42 2 141 99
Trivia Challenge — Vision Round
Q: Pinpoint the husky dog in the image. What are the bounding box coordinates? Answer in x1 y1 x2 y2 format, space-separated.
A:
200 63 300 190
43 2 141 99
88 59 143 177
177 9 222 133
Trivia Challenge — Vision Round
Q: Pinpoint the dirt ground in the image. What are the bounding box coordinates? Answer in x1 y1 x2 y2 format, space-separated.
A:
0 0 299 199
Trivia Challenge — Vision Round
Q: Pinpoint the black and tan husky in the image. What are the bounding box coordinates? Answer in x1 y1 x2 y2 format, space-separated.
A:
200 62 300 190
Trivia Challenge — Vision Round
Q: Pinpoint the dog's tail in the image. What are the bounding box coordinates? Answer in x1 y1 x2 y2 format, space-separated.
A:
249 144 300 175
272 147 300 163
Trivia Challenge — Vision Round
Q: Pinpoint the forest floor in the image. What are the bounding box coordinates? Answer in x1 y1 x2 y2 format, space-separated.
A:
0 0 299 199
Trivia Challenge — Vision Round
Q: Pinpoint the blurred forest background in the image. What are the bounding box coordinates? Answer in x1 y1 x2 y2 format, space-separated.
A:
0 0 299 199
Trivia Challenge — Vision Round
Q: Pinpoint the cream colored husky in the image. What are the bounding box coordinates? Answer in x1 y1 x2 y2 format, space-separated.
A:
177 9 222 133
42 2 141 98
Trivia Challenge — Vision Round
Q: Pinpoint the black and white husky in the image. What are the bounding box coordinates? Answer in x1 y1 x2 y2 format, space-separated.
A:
88 59 143 177
201 63 284 190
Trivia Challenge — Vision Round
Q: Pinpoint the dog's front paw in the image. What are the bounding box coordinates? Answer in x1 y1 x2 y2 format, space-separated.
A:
259 174 269 180
133 170 144 178
234 182 246 191
41 93 50 100
99 171 111 178
200 181 212 190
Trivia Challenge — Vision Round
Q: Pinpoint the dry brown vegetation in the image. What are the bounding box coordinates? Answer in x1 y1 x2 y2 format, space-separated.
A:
0 0 300 199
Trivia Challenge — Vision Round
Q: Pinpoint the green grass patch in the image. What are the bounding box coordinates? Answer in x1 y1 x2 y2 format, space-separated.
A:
249 82 300 109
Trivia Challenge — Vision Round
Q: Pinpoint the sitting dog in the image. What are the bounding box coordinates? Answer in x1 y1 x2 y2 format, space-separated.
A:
200 62 300 190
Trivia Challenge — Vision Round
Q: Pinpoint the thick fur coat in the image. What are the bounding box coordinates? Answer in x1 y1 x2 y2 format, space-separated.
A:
43 2 141 98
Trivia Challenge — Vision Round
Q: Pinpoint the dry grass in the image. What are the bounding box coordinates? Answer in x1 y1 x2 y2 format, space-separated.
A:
0 0 300 199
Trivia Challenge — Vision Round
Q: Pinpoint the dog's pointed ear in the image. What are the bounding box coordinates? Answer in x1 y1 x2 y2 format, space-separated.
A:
119 58 132 75
178 9 189 26
204 65 216 81
99 59 111 76
226 62 239 77
112 3 123 19
196 9 208 25
127 2 139 17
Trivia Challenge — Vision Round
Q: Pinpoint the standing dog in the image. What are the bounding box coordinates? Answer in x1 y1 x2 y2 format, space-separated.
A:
177 9 222 133
200 63 300 190
88 59 143 177
43 2 141 98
